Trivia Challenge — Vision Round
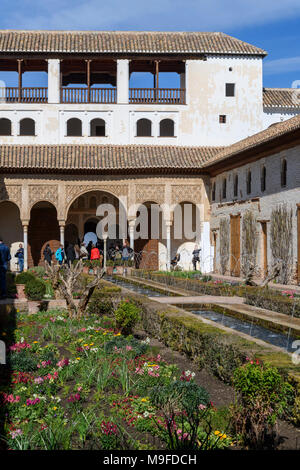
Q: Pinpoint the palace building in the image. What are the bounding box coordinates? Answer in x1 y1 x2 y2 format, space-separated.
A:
0 30 299 277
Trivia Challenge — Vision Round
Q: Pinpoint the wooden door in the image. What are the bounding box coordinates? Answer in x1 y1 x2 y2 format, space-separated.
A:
230 215 240 277
261 222 268 277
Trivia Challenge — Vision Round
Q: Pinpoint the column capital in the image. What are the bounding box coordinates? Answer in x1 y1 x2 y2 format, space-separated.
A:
58 220 66 227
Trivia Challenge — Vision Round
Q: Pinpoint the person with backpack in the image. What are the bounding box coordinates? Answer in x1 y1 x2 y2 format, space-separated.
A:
55 244 65 266
192 245 201 271
43 244 53 266
15 243 24 273
0 237 11 299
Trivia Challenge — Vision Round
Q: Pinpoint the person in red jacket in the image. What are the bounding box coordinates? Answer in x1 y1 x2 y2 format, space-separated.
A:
90 243 103 267
90 244 100 261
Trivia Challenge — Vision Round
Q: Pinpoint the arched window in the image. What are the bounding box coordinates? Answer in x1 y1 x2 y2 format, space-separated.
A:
233 174 239 197
159 119 175 137
90 118 106 137
136 118 152 137
246 169 252 194
66 118 82 136
19 118 35 136
212 182 216 202
281 159 287 187
222 178 227 199
0 118 12 136
261 166 266 192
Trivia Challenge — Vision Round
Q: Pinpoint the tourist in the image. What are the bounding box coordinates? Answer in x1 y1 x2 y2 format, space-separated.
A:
122 242 129 263
55 244 65 266
192 245 201 271
87 241 93 260
66 243 76 266
79 242 88 260
0 237 11 299
74 243 81 259
171 252 180 270
43 244 53 266
15 243 24 273
90 244 102 265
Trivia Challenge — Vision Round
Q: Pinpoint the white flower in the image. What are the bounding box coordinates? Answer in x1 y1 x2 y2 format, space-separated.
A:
20 337 24 343
191 372 195 378
91 348 98 353
143 411 149 418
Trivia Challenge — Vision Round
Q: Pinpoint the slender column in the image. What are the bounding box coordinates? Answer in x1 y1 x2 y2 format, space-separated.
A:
17 59 23 103
166 221 172 271
103 235 108 270
47 59 61 103
23 224 28 271
128 220 135 251
59 223 65 246
116 59 129 104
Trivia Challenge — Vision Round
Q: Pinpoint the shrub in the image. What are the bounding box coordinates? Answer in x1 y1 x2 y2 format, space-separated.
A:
15 271 35 285
24 278 46 301
231 360 294 449
114 300 141 335
28 266 46 279
88 295 114 317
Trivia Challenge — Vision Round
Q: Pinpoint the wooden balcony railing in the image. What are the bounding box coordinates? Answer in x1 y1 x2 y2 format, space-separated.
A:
61 87 117 104
0 87 48 103
129 88 185 104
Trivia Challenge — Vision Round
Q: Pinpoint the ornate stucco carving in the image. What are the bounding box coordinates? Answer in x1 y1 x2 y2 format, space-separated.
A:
65 184 129 204
135 184 165 205
0 185 22 206
29 185 58 208
171 184 202 205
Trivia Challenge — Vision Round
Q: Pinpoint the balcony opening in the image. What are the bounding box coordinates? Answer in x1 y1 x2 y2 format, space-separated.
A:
66 118 82 137
61 59 117 104
0 59 47 103
90 118 106 137
129 60 185 104
19 118 35 136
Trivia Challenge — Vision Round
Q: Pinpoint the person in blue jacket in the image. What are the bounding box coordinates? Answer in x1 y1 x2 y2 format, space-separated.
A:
55 244 65 266
0 237 11 299
15 243 24 273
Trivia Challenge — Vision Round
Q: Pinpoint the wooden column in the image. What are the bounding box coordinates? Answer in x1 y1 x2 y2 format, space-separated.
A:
86 59 91 103
17 59 23 103
297 206 300 284
153 60 159 102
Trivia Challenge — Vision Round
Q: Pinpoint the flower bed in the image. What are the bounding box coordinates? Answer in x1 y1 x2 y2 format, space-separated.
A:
0 306 234 451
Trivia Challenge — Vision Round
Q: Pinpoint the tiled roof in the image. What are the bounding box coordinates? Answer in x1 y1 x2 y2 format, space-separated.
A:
0 144 222 173
263 88 300 108
204 114 300 170
0 30 267 56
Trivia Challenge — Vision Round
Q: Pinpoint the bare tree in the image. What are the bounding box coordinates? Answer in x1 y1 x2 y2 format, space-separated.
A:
45 260 105 318
270 205 293 284
219 218 230 275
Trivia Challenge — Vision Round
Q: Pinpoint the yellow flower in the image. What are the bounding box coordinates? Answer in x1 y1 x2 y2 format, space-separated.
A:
33 341 38 344
83 344 88 347
214 431 220 435
53 407 57 411
221 434 227 439
76 357 81 360
103 332 107 336
89 343 94 346
141 398 148 402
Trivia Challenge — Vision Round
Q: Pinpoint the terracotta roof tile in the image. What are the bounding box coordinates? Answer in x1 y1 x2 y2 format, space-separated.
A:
263 88 300 108
0 30 266 55
0 144 222 172
204 114 300 169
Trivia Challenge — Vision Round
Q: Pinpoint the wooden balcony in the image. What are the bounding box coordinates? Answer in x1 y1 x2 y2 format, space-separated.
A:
61 87 117 104
129 88 185 104
0 87 48 103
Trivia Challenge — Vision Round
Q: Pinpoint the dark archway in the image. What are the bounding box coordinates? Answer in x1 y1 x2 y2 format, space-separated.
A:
28 202 60 266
